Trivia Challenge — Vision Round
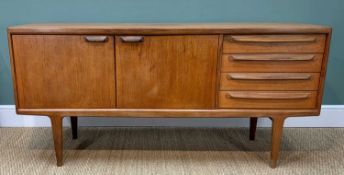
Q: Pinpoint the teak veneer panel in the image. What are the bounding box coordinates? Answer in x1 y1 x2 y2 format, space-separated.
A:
8 23 331 34
223 35 326 53
115 35 219 109
220 73 320 90
219 91 317 109
221 54 323 72
12 35 116 108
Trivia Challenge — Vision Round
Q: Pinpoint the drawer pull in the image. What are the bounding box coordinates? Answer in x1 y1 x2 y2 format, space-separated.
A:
120 36 144 43
230 54 315 61
230 35 317 43
225 92 310 100
85 36 108 42
227 73 312 80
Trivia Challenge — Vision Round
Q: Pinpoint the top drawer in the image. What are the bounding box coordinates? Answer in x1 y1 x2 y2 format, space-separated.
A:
223 35 326 53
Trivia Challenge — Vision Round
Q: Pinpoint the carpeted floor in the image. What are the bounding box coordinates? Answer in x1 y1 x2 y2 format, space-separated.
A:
0 127 343 175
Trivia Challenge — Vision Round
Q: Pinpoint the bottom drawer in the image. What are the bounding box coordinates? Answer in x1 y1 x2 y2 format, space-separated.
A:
218 91 317 109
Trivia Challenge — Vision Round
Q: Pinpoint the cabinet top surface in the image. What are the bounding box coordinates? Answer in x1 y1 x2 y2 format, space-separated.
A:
8 23 331 34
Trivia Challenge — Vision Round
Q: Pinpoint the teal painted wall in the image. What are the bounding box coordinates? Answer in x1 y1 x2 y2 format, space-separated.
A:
0 0 343 104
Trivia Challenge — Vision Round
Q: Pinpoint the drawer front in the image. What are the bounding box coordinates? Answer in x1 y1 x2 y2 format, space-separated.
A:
223 35 326 53
220 73 320 90
218 91 317 109
221 54 323 72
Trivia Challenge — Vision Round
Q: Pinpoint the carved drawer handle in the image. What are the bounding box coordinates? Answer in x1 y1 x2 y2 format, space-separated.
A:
227 73 312 80
230 35 317 43
120 36 144 43
225 92 311 100
85 36 108 42
230 54 315 61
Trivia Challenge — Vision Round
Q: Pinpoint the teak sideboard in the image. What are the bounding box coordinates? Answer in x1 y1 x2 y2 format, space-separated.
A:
7 23 332 168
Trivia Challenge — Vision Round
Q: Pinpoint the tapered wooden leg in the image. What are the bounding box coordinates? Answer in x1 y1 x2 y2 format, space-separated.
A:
270 116 286 168
70 116 78 139
249 117 258 140
50 115 64 166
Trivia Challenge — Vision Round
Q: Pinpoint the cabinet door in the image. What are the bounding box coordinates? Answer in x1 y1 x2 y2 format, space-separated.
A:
116 35 219 109
12 35 116 108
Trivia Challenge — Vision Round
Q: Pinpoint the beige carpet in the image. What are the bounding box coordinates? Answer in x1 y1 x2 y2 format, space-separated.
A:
0 127 343 175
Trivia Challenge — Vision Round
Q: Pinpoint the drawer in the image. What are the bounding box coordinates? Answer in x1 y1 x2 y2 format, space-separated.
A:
218 91 317 109
220 73 320 90
223 35 326 53
221 54 323 72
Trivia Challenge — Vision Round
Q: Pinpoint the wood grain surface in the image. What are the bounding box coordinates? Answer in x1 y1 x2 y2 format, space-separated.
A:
221 54 323 72
12 35 116 108
115 35 219 109
8 23 331 35
218 91 317 109
223 35 326 53
220 73 320 90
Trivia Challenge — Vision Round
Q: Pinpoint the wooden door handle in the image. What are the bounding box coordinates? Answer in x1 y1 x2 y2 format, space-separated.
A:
120 36 144 43
230 54 315 61
227 73 312 80
230 35 317 43
84 36 108 42
225 92 311 100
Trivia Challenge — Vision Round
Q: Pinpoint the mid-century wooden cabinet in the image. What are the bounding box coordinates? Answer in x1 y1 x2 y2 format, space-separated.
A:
7 23 332 168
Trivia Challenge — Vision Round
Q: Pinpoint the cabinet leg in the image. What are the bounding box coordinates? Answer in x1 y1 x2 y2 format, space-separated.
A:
249 117 258 140
49 115 64 166
270 116 286 168
70 116 78 139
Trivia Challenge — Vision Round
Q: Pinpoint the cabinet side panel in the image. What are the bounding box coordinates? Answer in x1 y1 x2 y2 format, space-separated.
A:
8 32 20 109
316 32 332 113
12 35 116 108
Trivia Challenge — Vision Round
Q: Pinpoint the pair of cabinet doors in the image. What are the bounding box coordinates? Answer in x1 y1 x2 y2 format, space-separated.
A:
12 35 219 109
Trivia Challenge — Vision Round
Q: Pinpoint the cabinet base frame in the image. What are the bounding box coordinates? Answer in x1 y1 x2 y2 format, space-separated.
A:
18 108 318 117
42 109 309 168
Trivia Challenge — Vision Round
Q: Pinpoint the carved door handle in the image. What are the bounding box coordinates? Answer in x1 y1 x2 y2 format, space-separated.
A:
120 36 144 43
85 36 108 42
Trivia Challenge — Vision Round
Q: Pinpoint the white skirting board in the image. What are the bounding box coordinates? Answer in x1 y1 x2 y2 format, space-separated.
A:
0 105 343 127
